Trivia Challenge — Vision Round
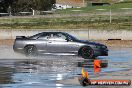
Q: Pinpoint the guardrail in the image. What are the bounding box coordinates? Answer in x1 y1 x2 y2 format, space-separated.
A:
0 13 9 17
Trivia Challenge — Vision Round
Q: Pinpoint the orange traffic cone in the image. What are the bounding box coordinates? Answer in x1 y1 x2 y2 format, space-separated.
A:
93 59 101 74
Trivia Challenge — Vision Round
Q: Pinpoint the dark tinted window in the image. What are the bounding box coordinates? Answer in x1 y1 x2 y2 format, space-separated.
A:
37 33 50 40
48 33 67 41
63 33 78 41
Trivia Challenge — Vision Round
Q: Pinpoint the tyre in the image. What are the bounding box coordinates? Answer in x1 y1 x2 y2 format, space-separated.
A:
24 45 37 56
80 46 94 59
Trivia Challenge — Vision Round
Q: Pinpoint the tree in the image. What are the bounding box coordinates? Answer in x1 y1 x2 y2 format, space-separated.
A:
11 0 35 13
0 0 12 13
11 0 56 13
35 0 56 10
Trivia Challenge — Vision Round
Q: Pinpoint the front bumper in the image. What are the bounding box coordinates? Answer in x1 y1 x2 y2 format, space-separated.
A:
101 49 108 56
94 47 108 56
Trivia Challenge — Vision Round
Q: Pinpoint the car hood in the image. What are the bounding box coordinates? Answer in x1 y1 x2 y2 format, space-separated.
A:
77 40 105 46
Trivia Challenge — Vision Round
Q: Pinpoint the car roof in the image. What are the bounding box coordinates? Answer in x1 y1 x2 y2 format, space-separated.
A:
38 32 68 35
41 31 65 34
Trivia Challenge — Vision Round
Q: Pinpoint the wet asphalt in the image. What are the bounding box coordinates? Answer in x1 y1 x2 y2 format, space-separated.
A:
0 46 132 88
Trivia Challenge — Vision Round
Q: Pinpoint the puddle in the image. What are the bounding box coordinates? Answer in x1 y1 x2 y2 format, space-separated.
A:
0 46 132 88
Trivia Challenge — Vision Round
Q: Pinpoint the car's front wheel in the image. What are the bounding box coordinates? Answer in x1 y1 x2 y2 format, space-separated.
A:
80 46 94 59
24 45 37 56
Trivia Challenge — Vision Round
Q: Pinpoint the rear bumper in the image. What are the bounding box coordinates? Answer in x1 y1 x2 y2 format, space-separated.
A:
14 48 24 54
13 45 24 54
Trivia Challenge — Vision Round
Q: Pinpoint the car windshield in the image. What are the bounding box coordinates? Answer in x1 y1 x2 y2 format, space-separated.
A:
64 33 79 41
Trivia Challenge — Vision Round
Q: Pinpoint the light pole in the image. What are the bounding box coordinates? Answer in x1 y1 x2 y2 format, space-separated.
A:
96 8 112 23
109 4 112 23
83 0 85 7
8 6 12 16
109 8 112 23
31 8 35 16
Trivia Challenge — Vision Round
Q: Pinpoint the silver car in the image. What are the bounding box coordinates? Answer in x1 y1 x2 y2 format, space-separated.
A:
13 32 108 59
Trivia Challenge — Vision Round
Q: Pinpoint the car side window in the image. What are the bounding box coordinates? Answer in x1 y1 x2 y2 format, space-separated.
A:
37 33 50 40
48 33 67 41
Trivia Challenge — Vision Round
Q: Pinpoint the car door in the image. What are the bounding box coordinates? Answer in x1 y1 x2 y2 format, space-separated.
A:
36 33 50 53
47 33 79 54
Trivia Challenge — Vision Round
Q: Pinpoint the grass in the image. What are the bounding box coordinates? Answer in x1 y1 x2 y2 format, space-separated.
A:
57 2 132 14
0 15 132 30
0 2 132 30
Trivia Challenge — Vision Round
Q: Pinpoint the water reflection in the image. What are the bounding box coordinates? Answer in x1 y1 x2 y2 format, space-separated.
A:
0 58 108 85
78 59 108 68
0 48 132 88
0 67 14 84
14 59 77 74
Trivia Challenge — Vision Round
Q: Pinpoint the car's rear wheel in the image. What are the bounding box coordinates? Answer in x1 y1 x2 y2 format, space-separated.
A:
24 45 37 56
80 46 94 59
